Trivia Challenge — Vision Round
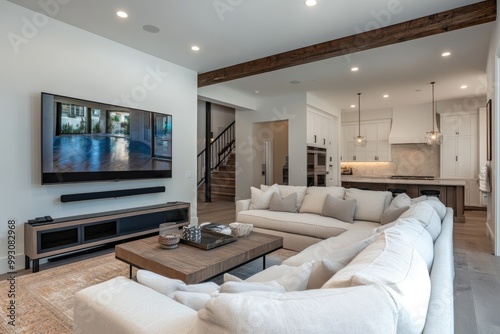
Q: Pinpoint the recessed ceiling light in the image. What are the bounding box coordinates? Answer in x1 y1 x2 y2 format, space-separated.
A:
442 51 451 57
461 85 468 89
254 90 260 94
351 67 359 72
290 80 301 84
350 104 356 108
191 45 200 51
116 11 128 18
305 0 317 6
383 94 389 98
143 25 160 33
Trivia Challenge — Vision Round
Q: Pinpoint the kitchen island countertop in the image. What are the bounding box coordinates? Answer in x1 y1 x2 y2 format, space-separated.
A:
340 175 466 186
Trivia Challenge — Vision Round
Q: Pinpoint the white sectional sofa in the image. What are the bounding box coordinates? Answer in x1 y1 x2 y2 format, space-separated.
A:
74 186 454 334
238 185 398 251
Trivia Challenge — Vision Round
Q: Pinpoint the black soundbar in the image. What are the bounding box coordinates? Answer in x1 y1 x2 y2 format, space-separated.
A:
60 186 166 203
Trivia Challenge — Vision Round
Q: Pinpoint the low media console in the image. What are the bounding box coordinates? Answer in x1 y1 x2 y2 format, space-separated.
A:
24 202 190 272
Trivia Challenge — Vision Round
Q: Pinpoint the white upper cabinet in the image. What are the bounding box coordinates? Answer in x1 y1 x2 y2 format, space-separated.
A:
307 109 330 147
440 112 478 179
341 119 391 162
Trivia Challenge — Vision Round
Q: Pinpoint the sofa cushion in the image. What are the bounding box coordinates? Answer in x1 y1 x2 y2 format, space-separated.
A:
191 285 399 334
262 184 307 211
425 197 447 220
282 227 380 266
249 184 279 209
322 194 356 223
237 210 362 239
399 201 442 241
299 186 345 215
344 188 392 222
269 192 298 213
387 218 434 271
322 231 431 334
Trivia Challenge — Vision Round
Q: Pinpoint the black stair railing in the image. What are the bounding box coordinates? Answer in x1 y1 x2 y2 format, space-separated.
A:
197 121 235 187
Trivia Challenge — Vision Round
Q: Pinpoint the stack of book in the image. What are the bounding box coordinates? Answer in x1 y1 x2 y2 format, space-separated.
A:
199 222 232 235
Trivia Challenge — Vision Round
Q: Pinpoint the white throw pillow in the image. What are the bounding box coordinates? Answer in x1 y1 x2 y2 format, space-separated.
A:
344 188 392 222
136 270 219 298
136 270 187 298
219 280 286 293
246 262 313 291
299 186 345 215
307 259 345 289
249 184 279 209
173 291 212 311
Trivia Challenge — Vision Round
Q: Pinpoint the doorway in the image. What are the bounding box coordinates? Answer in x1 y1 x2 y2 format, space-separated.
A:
253 120 289 185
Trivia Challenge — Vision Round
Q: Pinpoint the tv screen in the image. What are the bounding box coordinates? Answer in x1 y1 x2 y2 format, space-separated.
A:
41 92 172 184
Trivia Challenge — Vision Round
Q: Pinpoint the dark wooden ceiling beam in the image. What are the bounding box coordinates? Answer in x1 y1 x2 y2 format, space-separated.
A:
198 0 496 87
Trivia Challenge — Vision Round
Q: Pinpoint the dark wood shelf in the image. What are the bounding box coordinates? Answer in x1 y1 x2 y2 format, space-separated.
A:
24 202 190 272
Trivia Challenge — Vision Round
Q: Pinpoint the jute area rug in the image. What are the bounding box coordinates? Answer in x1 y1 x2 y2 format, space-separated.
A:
0 249 295 334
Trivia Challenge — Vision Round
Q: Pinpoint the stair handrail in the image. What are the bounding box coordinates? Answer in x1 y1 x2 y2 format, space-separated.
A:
197 121 235 187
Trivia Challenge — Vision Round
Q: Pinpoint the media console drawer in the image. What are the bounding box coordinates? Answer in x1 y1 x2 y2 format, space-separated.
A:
24 202 190 272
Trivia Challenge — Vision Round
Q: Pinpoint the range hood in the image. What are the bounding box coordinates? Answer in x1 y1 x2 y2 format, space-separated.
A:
389 103 437 144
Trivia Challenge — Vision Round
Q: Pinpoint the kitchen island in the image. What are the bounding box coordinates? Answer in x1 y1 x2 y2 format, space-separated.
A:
341 175 465 223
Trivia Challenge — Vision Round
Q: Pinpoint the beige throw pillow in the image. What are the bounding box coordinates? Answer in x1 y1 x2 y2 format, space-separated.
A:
322 194 356 223
380 205 410 225
299 186 345 215
269 192 298 213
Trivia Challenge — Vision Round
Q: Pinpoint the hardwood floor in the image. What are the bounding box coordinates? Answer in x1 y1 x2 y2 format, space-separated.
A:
453 210 500 334
2 198 500 333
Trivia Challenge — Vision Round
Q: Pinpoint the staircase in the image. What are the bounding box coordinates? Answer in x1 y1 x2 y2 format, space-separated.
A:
206 153 235 200
197 121 235 201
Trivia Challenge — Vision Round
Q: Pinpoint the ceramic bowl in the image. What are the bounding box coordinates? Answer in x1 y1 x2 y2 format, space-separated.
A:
229 222 253 237
158 233 180 249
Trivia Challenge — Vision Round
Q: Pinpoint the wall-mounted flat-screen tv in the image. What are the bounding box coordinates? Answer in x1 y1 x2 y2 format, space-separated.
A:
41 92 172 184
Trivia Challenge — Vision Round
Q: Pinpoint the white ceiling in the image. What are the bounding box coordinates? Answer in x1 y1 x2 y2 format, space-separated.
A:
7 0 494 111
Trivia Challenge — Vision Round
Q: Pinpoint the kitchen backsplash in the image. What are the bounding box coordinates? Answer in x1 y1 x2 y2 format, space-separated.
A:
341 144 440 177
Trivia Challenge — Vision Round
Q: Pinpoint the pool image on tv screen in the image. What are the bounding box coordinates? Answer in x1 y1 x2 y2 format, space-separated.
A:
41 92 172 184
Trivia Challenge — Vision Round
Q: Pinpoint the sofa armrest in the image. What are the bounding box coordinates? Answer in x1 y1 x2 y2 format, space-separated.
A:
236 199 251 215
74 276 197 334
423 208 454 334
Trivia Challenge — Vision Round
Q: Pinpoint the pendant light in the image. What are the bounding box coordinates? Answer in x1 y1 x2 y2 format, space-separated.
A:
354 92 367 147
426 81 442 145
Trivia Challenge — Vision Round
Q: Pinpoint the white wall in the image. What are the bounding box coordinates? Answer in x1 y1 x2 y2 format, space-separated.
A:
235 93 307 200
0 1 198 274
487 8 500 256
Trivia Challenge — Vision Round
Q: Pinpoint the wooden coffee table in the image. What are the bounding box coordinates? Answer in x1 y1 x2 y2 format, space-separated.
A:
115 232 283 284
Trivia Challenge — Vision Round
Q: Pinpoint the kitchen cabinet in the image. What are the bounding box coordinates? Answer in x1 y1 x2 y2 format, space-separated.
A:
440 113 477 179
307 110 330 147
341 119 391 162
440 112 479 206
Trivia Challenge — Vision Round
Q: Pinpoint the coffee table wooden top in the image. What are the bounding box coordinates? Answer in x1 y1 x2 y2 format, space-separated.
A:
115 231 283 284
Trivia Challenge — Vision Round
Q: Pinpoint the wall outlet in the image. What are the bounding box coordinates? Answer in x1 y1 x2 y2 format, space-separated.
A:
185 171 192 178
